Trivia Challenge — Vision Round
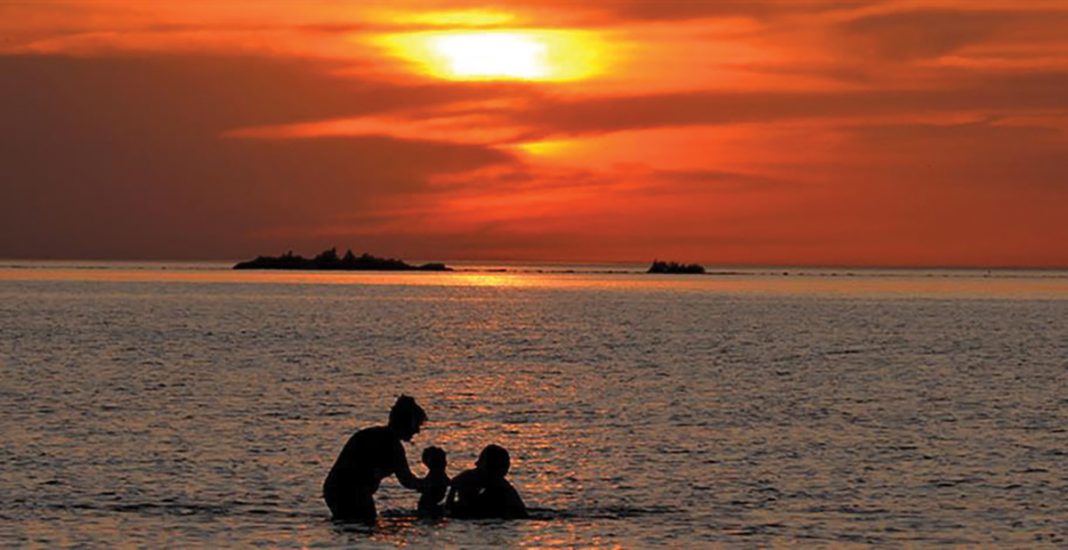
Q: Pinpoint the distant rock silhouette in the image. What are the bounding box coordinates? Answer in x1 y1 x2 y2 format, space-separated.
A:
647 260 706 274
233 248 451 271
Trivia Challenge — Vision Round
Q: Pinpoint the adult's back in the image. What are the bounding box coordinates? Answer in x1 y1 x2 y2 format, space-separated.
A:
324 426 403 494
446 444 528 519
323 396 427 521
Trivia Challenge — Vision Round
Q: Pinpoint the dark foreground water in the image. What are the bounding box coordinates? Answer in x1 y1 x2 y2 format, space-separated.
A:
1 263 1066 547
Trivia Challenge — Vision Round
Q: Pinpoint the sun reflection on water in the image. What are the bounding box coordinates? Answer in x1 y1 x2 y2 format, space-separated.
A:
1 265 1066 299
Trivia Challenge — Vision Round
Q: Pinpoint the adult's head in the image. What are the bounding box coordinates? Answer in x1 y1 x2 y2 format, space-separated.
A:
475 444 510 480
388 395 427 441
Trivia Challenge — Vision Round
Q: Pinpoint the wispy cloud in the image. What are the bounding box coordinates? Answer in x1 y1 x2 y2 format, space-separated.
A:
2 1 1066 265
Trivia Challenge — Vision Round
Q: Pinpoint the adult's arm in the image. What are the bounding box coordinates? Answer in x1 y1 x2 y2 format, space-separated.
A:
391 440 424 490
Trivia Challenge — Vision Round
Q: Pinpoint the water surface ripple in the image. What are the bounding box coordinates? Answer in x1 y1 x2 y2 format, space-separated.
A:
1 266 1066 546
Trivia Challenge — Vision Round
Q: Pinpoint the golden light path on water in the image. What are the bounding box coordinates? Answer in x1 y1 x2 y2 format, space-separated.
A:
1 265 1067 299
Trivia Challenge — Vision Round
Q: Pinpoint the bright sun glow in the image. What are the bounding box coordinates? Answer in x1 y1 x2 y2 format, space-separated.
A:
379 30 602 82
436 33 546 79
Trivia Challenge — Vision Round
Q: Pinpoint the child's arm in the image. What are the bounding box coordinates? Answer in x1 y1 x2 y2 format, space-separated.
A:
444 485 457 510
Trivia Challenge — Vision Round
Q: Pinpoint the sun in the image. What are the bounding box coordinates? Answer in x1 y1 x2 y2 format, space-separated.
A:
433 32 547 79
379 30 602 82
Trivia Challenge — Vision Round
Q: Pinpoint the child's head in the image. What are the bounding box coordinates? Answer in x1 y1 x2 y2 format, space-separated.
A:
422 446 447 471
475 444 510 480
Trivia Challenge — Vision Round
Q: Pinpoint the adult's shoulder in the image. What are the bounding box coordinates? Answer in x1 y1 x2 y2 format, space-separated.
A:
354 424 396 438
450 469 482 487
360 425 393 438
357 425 406 461
343 425 392 447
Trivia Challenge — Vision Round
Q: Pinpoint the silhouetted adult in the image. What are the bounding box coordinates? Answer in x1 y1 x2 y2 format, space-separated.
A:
323 395 427 521
446 444 528 519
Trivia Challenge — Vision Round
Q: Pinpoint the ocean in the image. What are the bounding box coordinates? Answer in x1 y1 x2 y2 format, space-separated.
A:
1 262 1066 547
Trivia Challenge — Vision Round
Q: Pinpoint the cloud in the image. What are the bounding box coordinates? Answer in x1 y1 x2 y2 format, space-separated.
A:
509 72 1068 136
213 69 1068 150
836 7 1068 61
4 2 1068 266
644 169 793 195
2 54 537 129
582 0 868 23
0 54 514 259
841 118 1068 191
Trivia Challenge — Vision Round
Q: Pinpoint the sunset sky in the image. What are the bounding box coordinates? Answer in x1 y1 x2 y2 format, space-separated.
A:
2 1 1067 267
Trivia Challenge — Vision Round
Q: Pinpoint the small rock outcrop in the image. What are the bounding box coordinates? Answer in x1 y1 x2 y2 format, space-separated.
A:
647 260 706 274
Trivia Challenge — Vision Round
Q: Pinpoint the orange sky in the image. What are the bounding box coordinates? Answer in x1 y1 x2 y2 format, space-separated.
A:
2 0 1066 267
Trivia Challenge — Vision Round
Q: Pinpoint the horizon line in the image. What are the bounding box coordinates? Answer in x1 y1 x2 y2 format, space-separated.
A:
2 256 1067 272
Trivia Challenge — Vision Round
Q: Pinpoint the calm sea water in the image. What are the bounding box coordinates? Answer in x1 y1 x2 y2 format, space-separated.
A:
1 262 1066 547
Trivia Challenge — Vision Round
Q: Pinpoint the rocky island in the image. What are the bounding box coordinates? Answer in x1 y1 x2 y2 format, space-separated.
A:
647 260 706 274
233 248 450 271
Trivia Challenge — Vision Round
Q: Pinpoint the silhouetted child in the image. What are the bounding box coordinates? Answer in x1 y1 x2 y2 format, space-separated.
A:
418 446 449 517
446 444 528 519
